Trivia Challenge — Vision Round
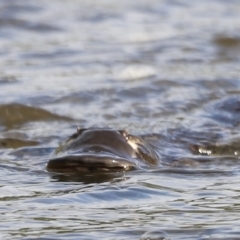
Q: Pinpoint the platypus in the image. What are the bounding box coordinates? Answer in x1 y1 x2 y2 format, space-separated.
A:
47 128 158 172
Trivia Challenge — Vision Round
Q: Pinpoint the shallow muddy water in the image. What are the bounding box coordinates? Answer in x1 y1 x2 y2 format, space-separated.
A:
1 0 240 239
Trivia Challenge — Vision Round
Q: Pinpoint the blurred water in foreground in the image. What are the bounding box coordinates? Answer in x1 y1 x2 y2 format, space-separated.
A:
1 0 240 239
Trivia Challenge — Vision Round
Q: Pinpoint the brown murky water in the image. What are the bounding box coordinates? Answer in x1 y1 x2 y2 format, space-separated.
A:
1 0 240 239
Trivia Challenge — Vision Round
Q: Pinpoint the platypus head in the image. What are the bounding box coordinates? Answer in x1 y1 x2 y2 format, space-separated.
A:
47 128 146 172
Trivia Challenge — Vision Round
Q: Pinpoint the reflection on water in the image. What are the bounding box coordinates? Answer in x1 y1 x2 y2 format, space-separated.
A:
1 0 240 239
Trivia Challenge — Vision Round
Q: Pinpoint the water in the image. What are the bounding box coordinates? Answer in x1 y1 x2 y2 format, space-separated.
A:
1 0 240 239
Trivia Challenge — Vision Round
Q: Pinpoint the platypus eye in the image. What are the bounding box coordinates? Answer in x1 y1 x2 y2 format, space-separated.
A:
119 130 129 141
76 127 87 135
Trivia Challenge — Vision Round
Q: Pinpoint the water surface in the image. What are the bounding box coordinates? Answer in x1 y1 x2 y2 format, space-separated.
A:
1 0 240 239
